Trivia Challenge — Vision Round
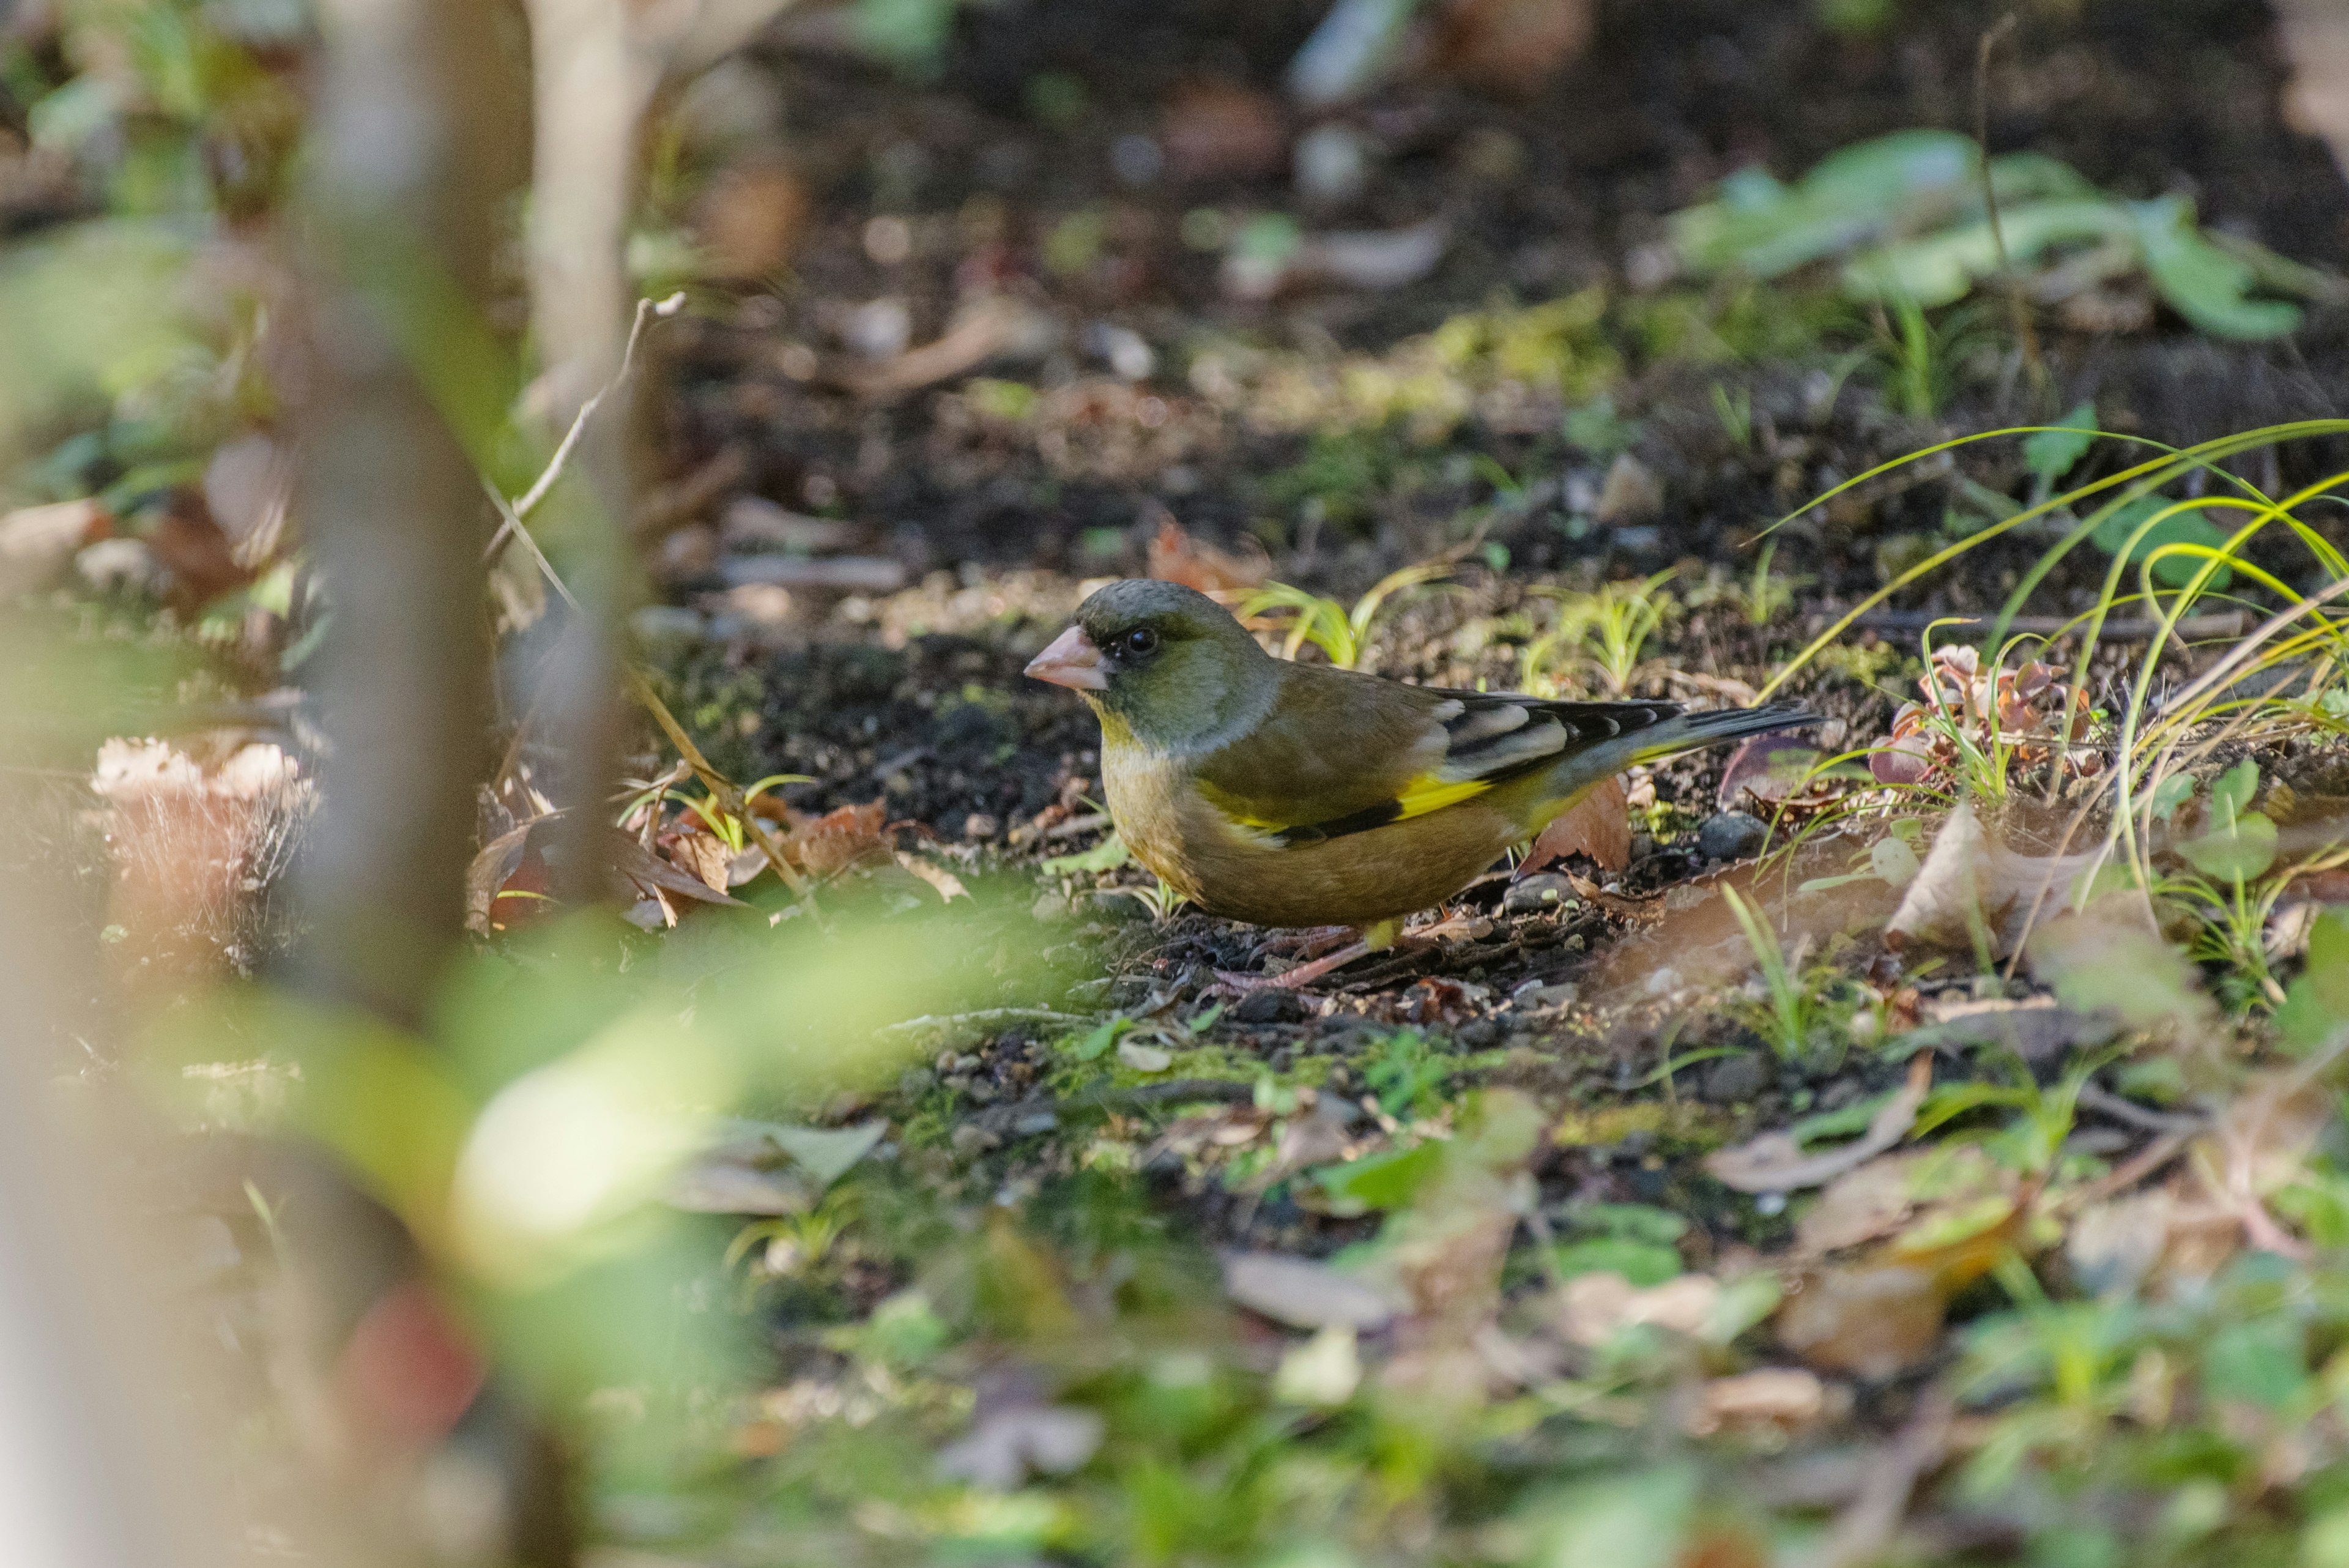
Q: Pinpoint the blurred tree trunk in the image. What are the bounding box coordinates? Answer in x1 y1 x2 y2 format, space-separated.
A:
294 0 524 1016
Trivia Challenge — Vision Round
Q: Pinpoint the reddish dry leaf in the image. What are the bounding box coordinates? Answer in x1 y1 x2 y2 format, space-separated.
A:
696 158 810 280
1430 0 1595 95
1886 801 2095 959
146 491 254 611
1521 775 1630 875
1716 733 1824 812
789 800 889 875
1159 79 1288 182
1146 515 1270 598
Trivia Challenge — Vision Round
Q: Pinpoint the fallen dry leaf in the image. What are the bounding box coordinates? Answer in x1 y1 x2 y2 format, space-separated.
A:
1521 775 1630 875
667 829 735 894
1912 994 2117 1063
1707 1054 1931 1195
1223 1252 1398 1331
895 850 969 902
1717 733 1827 812
1685 1367 1830 1437
1159 78 1288 182
789 800 890 876
1146 514 1270 598
1774 1263 1945 1380
1 496 108 596
1430 0 1594 96
834 294 1060 401
1556 1271 1718 1347
695 157 810 280
146 491 254 612
1885 801 2093 957
2279 0 2349 189
1778 1199 2024 1379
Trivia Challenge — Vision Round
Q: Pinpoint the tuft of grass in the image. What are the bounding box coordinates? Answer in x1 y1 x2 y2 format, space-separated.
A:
1524 570 1677 694
1721 886 1836 1065
1239 559 1455 669
1764 417 2349 933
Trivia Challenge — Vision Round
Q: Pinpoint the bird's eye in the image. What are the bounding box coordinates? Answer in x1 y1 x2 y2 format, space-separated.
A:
1122 627 1159 658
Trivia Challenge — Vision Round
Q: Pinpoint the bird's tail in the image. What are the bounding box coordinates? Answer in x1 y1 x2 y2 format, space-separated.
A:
1535 700 1822 811
1627 700 1821 766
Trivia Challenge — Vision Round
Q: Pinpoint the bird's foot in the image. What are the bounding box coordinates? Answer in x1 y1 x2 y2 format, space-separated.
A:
1253 924 1359 962
1213 938 1373 994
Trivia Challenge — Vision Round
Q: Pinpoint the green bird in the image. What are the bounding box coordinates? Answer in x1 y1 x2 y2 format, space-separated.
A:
1025 579 1816 935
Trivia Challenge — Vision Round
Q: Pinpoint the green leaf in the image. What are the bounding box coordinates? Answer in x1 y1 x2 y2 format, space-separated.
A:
750 1120 886 1186
2211 758 2260 820
2132 196 2304 340
1041 833 1130 877
1309 1141 1444 1217
1551 1238 1683 1287
2274 976 2347 1056
2178 810 2277 884
2024 402 2100 485
1573 1202 1690 1246
2202 1317 2307 1408
2144 771 2196 825
2308 908 2349 1017
2089 496 2235 590
1070 1017 1130 1061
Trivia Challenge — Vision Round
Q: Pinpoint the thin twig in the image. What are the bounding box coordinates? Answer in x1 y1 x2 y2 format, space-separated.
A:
1976 13 2048 402
484 290 684 565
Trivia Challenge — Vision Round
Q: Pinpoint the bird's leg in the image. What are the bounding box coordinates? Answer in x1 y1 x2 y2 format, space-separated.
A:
1212 918 1406 994
1254 924 1358 960
1214 937 1373 994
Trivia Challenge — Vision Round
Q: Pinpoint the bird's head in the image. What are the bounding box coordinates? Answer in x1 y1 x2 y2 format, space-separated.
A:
1025 578 1272 751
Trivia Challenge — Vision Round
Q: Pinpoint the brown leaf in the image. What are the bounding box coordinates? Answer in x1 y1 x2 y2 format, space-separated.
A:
1145 515 1269 597
1556 1272 1719 1347
667 830 734 894
1159 79 1288 182
695 157 809 280
1430 0 1594 95
1718 733 1826 811
1521 775 1630 875
1775 1263 1945 1380
789 800 889 876
1685 1368 1830 1438
612 831 751 909
1707 1053 1931 1195
1885 801 2093 958
146 491 254 612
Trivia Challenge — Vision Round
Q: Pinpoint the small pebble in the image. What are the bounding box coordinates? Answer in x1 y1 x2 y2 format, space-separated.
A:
1702 1052 1768 1105
963 811 1001 841
1234 990 1306 1025
1503 872 1575 916
1698 811 1769 862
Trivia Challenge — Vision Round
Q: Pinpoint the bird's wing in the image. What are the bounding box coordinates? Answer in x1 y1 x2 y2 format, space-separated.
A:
1190 669 1683 847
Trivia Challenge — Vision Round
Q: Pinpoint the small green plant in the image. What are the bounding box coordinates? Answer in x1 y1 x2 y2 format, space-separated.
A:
1709 382 1756 451
1363 1028 1455 1121
1105 873 1187 923
623 768 812 855
1239 559 1455 669
1741 538 1804 626
1721 886 1835 1063
1872 294 1975 421
1523 570 1677 694
2129 759 2314 1011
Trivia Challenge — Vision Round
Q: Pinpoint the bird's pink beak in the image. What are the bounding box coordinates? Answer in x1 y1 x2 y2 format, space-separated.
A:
1024 625 1108 691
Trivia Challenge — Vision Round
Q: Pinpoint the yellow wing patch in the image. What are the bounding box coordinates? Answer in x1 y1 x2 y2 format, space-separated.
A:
1392 775 1491 821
